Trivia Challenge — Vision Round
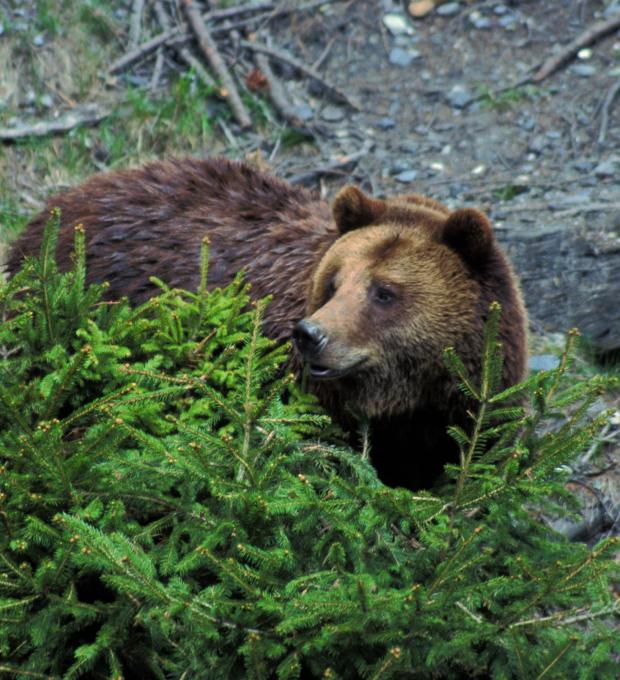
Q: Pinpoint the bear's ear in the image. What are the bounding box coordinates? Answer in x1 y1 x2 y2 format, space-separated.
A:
332 186 386 235
442 208 495 268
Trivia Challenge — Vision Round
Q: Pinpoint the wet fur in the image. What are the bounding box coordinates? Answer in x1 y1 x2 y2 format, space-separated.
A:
8 158 527 489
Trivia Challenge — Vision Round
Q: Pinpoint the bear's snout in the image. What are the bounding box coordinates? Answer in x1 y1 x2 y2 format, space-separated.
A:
293 319 328 358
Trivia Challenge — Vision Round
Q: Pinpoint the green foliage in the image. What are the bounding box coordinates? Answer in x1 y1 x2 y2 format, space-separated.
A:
0 215 618 679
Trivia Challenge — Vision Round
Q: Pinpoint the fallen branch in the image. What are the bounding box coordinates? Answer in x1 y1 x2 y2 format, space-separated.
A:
181 0 252 129
109 3 275 75
532 12 620 83
109 27 183 74
240 39 360 110
254 53 304 128
495 201 620 217
598 78 620 147
288 144 371 186
128 0 145 50
153 1 217 91
0 105 109 141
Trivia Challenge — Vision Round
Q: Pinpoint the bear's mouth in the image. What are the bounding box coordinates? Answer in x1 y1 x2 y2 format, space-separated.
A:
309 359 366 381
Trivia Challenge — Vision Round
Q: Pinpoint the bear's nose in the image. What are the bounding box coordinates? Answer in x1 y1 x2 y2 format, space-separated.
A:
293 319 327 356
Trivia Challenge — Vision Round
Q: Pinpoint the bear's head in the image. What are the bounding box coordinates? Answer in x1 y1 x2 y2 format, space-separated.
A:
293 186 519 421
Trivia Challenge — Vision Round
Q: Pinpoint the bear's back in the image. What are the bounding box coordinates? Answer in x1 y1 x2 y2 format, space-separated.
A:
7 157 336 341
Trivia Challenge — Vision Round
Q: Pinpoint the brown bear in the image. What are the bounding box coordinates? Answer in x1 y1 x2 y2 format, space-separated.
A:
7 157 527 489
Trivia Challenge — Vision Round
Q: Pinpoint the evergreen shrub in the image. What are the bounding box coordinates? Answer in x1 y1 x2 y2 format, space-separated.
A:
0 212 618 679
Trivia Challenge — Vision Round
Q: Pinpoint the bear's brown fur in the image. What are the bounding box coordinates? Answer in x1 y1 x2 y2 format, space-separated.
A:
7 157 527 489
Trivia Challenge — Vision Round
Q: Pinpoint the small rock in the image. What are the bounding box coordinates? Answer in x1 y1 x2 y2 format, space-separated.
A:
294 104 314 122
472 16 492 29
389 47 420 67
376 116 396 129
517 115 536 132
40 94 53 109
471 164 486 176
594 159 619 177
383 13 412 35
33 33 45 47
391 160 412 174
446 84 474 109
399 141 419 154
603 2 620 19
529 355 560 372
572 160 594 173
494 4 508 14
394 170 418 183
0 24 4 37
571 64 596 77
436 2 461 17
546 130 562 140
499 15 517 29
577 48 592 60
408 1 435 18
528 135 547 154
321 105 344 122
469 11 491 29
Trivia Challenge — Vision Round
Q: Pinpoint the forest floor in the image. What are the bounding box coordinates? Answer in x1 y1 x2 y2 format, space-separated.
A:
1 0 619 540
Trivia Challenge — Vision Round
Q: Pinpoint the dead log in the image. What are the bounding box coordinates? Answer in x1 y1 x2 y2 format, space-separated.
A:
497 217 620 353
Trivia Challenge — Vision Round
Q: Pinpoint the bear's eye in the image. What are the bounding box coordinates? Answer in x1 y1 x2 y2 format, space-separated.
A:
371 285 396 305
323 278 337 303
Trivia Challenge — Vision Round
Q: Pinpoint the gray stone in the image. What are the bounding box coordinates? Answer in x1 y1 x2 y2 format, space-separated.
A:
383 13 412 36
572 160 594 173
391 160 412 174
517 116 536 132
529 355 561 372
394 170 418 183
436 2 461 17
499 15 517 29
294 104 314 122
399 141 419 154
376 116 396 129
494 4 508 14
603 2 620 19
40 94 53 109
472 16 492 29
33 33 45 47
0 23 4 37
446 84 475 109
594 159 619 177
321 105 345 122
389 47 420 67
571 64 597 77
468 11 491 29
528 135 547 154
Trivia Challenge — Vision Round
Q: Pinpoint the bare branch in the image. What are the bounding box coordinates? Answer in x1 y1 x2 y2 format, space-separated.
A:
0 105 109 142
241 39 361 110
532 13 620 83
181 0 252 129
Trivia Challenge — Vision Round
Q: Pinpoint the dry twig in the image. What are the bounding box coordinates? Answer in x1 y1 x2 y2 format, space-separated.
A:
109 3 275 75
0 105 109 141
153 1 216 90
532 12 620 83
240 39 360 110
254 53 304 129
181 0 252 129
597 78 620 147
288 144 372 186
495 201 620 217
128 0 145 50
